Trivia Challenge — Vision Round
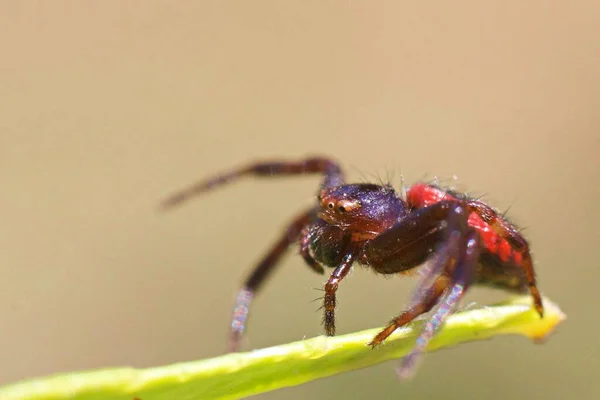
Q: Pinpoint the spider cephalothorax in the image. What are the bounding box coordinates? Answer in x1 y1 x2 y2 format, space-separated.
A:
317 184 404 238
162 157 543 378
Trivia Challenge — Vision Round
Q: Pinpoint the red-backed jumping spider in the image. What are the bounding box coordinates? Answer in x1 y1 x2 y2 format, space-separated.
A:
162 157 543 377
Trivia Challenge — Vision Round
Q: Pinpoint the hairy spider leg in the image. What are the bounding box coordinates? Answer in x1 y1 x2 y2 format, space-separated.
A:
397 230 480 379
408 239 454 307
229 209 316 351
323 251 357 336
363 200 474 347
466 200 544 317
160 156 345 351
161 157 344 209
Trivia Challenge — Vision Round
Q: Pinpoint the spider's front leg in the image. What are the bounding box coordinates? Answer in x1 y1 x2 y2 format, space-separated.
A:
159 156 345 351
161 156 344 209
323 251 357 336
229 208 320 351
397 230 480 378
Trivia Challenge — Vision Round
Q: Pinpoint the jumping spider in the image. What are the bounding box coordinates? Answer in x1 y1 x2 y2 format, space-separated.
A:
162 157 543 377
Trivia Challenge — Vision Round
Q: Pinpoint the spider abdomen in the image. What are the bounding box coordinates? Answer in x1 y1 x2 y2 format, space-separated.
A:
407 183 524 267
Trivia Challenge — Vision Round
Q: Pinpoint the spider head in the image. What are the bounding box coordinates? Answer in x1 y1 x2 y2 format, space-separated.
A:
317 184 406 238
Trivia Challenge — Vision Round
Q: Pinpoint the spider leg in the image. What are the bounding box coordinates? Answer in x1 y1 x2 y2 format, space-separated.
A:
364 200 473 347
323 251 357 336
367 230 462 348
161 157 344 209
229 208 316 351
467 200 544 317
363 200 471 275
397 230 480 379
408 239 454 307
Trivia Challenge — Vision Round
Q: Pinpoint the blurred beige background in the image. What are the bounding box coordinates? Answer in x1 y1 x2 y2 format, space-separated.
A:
1 1 599 399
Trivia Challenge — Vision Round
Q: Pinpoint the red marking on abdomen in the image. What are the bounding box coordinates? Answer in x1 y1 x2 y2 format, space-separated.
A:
407 183 521 265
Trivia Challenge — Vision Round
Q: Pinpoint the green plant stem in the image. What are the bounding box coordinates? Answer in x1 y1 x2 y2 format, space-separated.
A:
0 295 565 400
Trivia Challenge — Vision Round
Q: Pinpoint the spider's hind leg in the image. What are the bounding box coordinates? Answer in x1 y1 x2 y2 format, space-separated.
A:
467 200 543 317
367 230 463 348
397 231 480 379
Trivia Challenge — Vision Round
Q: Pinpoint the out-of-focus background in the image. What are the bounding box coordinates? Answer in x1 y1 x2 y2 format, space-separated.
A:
1 2 598 399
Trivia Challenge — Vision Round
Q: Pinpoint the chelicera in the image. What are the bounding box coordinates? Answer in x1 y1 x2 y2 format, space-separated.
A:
162 157 543 377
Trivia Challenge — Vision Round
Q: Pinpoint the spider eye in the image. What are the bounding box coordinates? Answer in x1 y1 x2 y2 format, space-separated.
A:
328 202 334 209
337 200 361 213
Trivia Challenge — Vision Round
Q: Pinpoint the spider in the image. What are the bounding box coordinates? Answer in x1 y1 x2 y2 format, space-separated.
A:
161 156 544 377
